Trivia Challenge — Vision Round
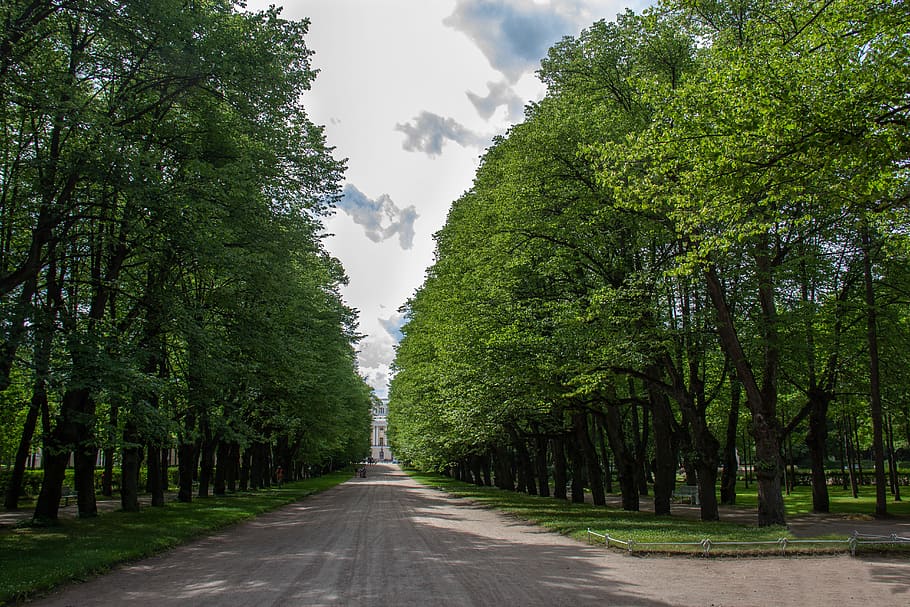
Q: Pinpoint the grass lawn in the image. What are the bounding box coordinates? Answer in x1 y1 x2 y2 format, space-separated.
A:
734 481 910 517
0 473 348 605
406 470 910 556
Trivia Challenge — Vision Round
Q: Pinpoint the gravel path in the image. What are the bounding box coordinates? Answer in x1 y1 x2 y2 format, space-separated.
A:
28 465 910 606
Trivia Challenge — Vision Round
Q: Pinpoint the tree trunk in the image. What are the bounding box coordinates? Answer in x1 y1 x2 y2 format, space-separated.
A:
574 411 605 505
844 416 859 498
646 378 676 516
4 377 45 510
534 433 550 497
805 389 831 513
177 413 196 503
720 378 741 505
551 436 567 500
568 435 585 504
705 266 785 526
214 441 229 496
602 405 639 511
508 427 535 495
630 395 648 496
239 446 251 491
227 443 240 492
198 421 215 498
862 227 887 517
101 399 118 498
886 414 900 501
147 444 165 506
120 418 141 512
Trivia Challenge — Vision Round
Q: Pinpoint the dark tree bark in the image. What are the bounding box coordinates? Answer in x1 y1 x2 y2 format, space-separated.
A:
551 435 567 500
567 435 585 504
534 432 550 497
177 412 196 503
120 418 141 512
227 442 240 492
197 418 216 498
4 291 53 510
705 265 785 526
886 415 901 501
720 378 741 505
805 389 831 512
646 376 676 516
508 427 536 495
214 441 229 496
146 443 164 506
574 411 605 506
601 404 639 511
862 227 887 517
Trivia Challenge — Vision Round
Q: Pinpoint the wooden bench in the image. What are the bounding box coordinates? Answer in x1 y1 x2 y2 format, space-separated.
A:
672 485 700 505
61 485 77 506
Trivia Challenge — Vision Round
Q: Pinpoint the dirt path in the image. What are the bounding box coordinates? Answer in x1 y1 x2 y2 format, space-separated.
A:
28 465 910 606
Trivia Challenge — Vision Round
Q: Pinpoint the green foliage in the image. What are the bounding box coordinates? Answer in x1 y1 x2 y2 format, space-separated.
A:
390 0 910 524
0 0 372 514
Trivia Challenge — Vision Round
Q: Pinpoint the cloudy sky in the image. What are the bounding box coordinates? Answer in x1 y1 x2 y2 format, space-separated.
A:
245 0 648 398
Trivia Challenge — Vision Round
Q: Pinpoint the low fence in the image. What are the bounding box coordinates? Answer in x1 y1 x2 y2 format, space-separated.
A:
585 528 910 557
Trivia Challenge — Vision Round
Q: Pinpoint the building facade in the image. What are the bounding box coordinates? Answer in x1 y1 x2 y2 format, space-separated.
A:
370 400 393 462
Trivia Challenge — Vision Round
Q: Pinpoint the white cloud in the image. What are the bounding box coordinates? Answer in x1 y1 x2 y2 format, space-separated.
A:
337 184 419 250
395 111 490 157
467 80 526 121
443 0 579 82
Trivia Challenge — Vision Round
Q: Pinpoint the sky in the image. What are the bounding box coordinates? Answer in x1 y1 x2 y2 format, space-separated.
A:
244 0 648 398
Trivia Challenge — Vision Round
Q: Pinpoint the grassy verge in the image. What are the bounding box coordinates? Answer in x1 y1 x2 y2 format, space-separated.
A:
0 472 348 605
734 482 910 517
406 470 910 556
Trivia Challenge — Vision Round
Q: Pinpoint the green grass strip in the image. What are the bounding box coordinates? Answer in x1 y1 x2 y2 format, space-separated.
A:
0 473 348 605
405 470 910 556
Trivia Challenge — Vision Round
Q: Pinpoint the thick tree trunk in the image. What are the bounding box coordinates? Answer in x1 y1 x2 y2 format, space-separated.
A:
74 439 99 518
805 389 831 513
198 422 215 498
147 444 165 506
568 436 585 504
705 266 785 526
602 405 639 511
646 378 676 516
33 451 69 522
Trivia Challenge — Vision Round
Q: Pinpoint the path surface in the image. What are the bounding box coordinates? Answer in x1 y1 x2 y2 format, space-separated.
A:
28 465 910 606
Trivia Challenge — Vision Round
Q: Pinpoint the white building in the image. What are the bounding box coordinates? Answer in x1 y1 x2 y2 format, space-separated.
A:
370 400 393 462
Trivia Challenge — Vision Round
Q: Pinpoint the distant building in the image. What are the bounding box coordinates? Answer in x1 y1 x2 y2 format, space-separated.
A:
370 400 393 462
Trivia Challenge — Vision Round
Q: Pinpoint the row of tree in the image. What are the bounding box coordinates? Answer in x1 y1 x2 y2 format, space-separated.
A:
388 0 910 526
0 0 372 522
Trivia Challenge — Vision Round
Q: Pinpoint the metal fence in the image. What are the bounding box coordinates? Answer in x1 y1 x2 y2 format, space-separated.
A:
585 528 910 557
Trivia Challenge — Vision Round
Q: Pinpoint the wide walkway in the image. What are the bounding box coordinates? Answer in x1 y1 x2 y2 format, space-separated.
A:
27 465 910 606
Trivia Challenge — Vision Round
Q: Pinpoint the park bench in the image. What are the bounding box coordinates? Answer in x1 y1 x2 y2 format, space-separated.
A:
61 485 77 506
672 485 700 505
